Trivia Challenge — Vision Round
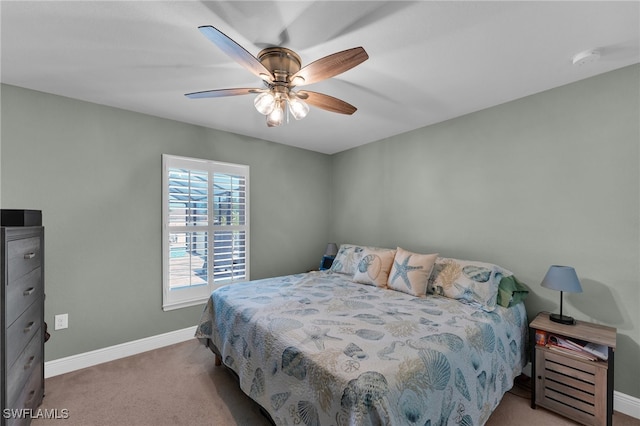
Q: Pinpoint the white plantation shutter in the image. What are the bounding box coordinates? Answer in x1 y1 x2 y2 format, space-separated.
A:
162 155 249 311
211 171 247 282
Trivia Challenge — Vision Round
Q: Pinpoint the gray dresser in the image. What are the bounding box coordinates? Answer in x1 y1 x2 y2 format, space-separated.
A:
1 226 45 426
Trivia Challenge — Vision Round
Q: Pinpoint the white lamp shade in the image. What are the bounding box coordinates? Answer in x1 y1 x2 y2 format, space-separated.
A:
541 265 583 293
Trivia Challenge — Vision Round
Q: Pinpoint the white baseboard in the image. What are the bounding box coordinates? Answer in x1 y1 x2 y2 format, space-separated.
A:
44 326 197 378
44 331 640 421
614 391 640 420
520 362 639 420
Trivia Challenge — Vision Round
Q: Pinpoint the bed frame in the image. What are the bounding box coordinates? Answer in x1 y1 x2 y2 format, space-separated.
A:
203 338 276 424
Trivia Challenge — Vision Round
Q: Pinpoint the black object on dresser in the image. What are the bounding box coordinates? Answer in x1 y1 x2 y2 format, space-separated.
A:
0 211 42 228
1 225 45 426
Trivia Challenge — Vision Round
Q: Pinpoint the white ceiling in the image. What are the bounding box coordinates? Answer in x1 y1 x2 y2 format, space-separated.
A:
1 1 638 154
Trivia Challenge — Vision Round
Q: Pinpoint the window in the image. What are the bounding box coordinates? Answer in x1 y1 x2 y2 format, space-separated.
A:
162 154 249 310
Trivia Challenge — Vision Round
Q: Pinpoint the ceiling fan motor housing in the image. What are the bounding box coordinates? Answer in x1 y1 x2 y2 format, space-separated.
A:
258 47 302 84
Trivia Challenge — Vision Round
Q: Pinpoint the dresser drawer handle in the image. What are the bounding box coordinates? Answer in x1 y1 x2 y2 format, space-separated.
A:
24 355 35 370
23 321 35 333
24 252 36 260
23 287 36 296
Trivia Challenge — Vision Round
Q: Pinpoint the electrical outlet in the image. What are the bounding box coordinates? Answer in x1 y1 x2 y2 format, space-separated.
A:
54 313 68 330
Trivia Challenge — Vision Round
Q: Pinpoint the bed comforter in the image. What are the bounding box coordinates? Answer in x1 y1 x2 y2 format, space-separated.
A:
195 271 527 426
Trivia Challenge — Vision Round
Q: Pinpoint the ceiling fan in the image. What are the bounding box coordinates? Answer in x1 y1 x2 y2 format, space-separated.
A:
185 26 369 127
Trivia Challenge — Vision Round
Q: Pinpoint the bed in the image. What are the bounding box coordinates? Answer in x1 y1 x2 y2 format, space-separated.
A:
195 246 528 426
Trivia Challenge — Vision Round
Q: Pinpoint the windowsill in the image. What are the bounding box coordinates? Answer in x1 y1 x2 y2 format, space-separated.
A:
162 297 208 312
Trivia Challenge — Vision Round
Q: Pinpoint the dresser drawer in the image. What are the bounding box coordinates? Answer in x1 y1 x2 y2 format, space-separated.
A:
6 329 43 409
5 267 43 328
5 297 43 369
7 360 44 422
7 236 42 283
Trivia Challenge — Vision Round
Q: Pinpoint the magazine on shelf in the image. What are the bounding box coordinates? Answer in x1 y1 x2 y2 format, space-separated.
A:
547 334 608 361
545 343 598 361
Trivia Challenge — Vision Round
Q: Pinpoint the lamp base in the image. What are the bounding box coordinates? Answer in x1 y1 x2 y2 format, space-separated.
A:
549 313 576 325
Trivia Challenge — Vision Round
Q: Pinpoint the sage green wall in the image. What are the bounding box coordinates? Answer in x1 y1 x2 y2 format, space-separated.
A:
0 84 332 361
331 65 640 398
2 65 639 399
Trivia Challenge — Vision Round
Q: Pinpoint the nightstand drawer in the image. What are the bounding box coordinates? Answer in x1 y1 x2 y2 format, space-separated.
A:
5 296 43 369
7 236 42 282
5 267 43 327
6 329 43 408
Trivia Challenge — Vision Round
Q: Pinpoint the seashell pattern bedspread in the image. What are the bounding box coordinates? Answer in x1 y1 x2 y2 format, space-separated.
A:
195 271 528 426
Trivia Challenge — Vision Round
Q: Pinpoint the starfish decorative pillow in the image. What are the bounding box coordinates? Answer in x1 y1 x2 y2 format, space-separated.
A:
387 247 439 297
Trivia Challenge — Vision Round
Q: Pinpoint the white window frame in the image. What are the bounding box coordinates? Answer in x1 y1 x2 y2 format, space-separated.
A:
162 154 250 311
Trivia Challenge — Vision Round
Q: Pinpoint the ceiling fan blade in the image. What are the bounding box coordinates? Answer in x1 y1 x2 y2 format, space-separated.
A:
198 25 273 81
291 47 368 86
185 88 261 99
297 91 357 115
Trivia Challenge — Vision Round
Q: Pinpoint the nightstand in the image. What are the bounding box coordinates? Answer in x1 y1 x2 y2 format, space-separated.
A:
530 312 616 426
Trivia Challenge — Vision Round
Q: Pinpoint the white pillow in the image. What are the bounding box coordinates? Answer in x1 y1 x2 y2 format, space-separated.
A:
353 247 396 288
387 247 438 297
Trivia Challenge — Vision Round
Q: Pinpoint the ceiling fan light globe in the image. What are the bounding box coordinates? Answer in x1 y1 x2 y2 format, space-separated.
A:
288 97 309 120
266 101 285 127
254 92 276 115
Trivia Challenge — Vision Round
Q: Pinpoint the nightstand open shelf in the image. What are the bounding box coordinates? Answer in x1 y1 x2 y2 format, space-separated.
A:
530 312 616 426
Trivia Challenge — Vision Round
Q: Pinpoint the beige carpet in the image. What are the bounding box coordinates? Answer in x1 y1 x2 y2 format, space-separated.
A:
33 339 638 426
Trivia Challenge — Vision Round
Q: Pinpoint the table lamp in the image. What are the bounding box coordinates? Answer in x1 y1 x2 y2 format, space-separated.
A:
541 265 583 325
320 243 338 270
